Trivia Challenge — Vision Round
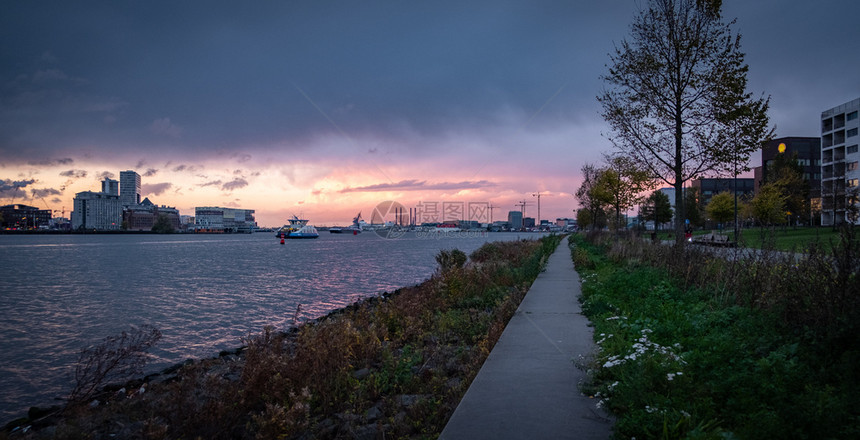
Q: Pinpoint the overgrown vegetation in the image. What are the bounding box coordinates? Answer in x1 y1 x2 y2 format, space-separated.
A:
7 235 561 439
572 231 860 439
68 325 163 405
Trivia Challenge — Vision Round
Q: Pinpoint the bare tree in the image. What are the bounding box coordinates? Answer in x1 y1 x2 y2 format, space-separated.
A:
599 0 772 243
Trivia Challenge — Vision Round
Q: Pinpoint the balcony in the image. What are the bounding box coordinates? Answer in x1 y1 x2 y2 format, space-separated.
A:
835 113 846 129
823 133 833 148
835 130 846 145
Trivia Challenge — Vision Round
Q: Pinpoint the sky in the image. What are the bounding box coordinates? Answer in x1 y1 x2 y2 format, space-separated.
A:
2 0 859 227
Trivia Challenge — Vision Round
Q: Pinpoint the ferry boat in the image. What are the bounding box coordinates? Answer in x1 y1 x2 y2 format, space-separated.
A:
276 216 320 239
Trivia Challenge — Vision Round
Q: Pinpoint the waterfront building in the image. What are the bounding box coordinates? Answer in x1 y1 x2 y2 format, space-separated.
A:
458 220 480 230
523 217 536 228
507 210 523 230
72 191 122 230
821 98 860 226
555 218 576 228
119 170 141 207
123 198 181 231
490 220 509 231
0 204 52 229
194 206 257 233
101 178 119 196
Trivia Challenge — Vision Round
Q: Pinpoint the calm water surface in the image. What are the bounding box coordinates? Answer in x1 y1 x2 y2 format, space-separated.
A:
0 231 532 420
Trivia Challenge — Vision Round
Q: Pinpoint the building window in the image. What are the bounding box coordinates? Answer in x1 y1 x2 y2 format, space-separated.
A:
848 179 859 188
849 111 859 121
849 128 859 138
849 145 859 154
849 162 859 172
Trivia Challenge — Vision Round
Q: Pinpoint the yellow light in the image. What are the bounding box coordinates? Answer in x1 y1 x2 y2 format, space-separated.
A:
778 143 786 153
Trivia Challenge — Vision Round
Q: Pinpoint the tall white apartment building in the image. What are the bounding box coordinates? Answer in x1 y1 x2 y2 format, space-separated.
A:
821 98 860 226
71 191 122 230
120 170 141 207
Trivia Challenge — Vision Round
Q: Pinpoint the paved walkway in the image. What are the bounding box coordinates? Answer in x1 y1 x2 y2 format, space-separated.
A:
439 239 612 440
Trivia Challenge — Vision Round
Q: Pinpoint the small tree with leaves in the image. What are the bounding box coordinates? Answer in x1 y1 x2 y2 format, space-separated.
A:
575 163 606 231
151 214 175 233
767 151 809 226
641 190 674 231
593 154 655 230
706 191 735 233
750 183 787 227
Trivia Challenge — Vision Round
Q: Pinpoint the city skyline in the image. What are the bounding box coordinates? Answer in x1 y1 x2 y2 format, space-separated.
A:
2 1 859 226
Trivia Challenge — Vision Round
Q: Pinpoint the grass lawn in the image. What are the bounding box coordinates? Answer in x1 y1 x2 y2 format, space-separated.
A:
690 226 841 252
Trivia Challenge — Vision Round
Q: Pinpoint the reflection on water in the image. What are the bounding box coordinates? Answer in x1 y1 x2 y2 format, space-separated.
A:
0 231 532 420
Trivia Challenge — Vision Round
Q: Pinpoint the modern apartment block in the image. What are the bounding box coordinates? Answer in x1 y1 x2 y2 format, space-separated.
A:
72 191 122 230
119 170 141 207
507 210 523 230
821 98 860 226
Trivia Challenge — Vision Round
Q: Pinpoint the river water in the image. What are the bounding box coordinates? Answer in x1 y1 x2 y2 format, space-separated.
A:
0 231 533 420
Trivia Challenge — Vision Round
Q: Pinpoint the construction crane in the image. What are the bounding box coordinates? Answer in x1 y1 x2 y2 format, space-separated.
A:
515 200 533 218
532 192 551 229
487 204 499 223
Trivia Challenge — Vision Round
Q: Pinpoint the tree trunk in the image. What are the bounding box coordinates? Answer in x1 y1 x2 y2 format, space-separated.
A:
674 103 685 244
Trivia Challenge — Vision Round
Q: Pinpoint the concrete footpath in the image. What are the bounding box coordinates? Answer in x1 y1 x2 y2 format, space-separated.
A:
439 239 612 440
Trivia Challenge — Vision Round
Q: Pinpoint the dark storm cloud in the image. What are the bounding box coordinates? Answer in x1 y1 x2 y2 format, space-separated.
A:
0 178 36 192
1 0 858 166
0 178 36 198
340 179 496 193
0 0 624 162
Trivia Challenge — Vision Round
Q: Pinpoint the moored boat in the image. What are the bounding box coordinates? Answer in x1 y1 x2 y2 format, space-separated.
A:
328 212 363 235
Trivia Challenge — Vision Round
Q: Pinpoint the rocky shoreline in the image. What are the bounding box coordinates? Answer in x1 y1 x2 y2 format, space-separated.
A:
3 237 561 439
